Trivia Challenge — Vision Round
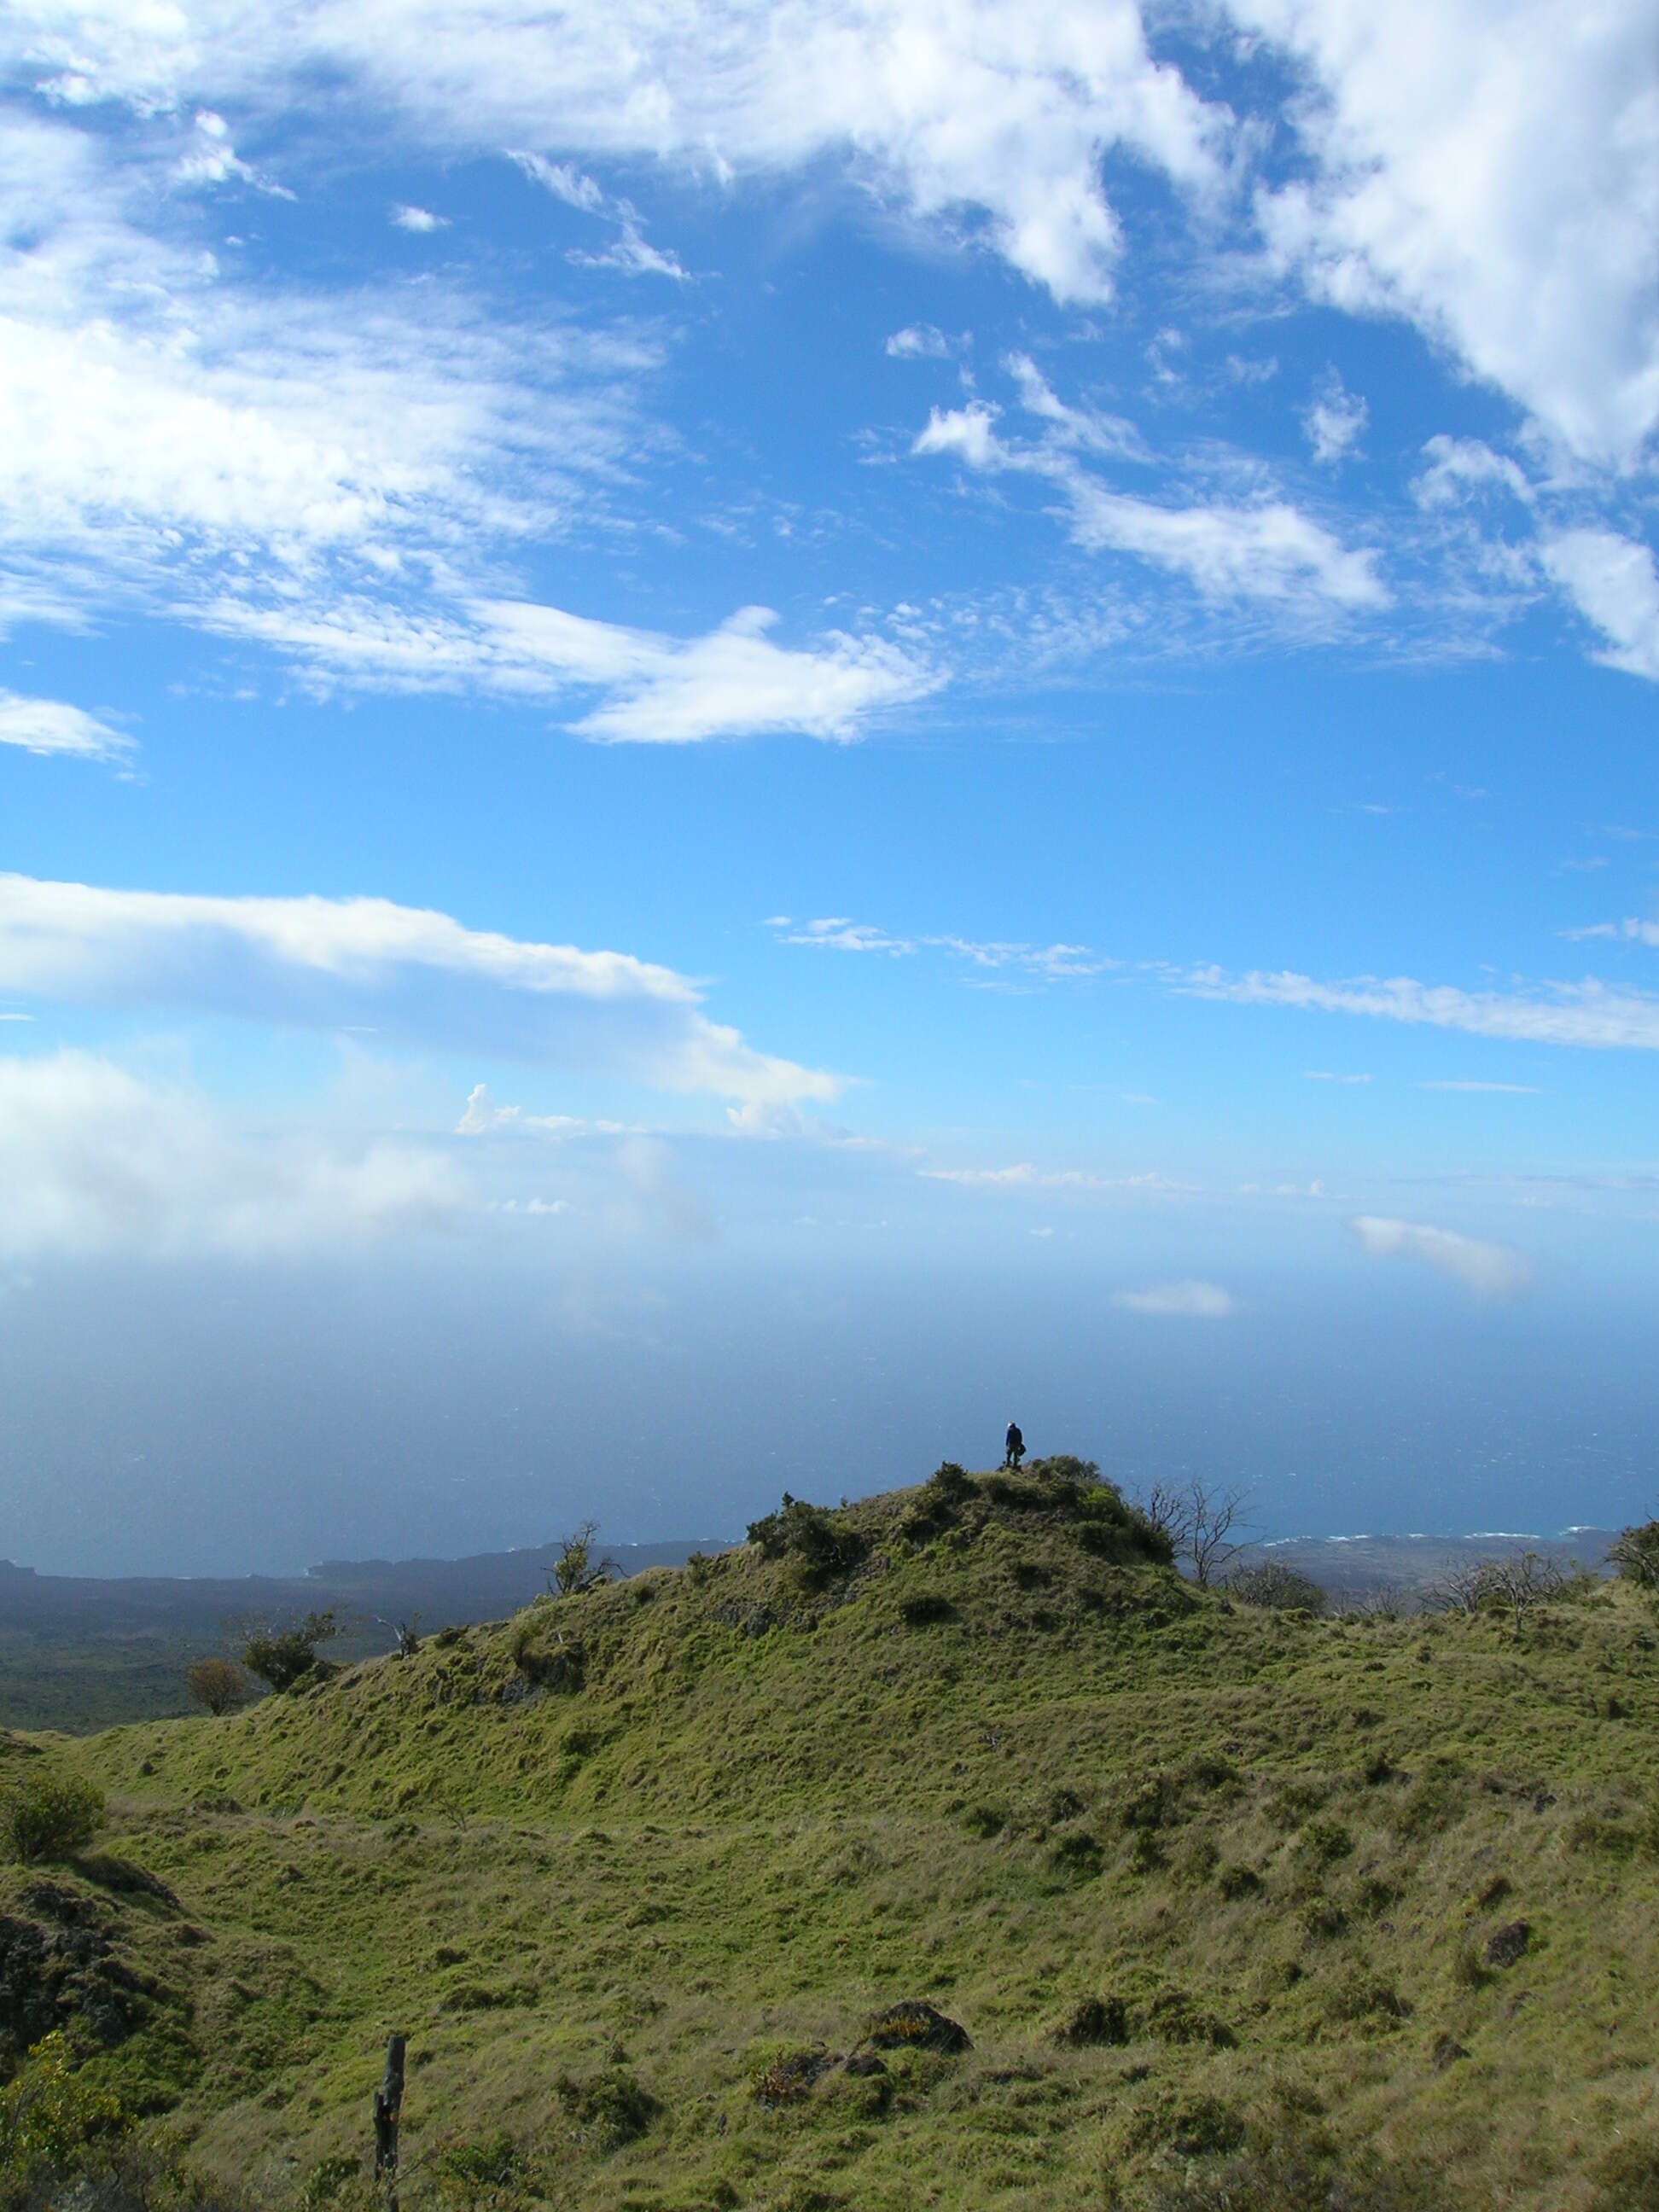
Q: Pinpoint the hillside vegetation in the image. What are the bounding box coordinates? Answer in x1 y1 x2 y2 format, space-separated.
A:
4 1459 1659 2212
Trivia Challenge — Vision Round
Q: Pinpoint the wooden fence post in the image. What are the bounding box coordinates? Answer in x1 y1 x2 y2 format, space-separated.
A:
373 2034 406 2208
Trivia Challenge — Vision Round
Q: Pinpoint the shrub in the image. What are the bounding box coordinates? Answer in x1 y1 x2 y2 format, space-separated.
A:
746 1495 869 1589
1218 1861 1263 1901
184 1658 247 1716
0 2030 125 2182
1610 1520 1659 1591
550 1522 616 1598
1121 1773 1181 1831
899 1592 955 1627
1049 1828 1105 1880
555 2069 659 2150
1224 1562 1329 1613
242 1610 336 1693
1144 1988 1236 2048
3 1774 104 1866
1296 1817 1354 1868
1056 1995 1128 2047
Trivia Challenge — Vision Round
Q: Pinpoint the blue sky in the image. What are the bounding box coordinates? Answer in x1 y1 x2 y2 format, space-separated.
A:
3 1 1658 1569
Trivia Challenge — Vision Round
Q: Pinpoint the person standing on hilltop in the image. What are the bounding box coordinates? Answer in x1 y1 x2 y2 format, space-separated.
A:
1004 1420 1025 1470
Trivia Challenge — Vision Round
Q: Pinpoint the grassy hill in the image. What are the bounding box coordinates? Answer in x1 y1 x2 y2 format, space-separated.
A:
4 1459 1658 2212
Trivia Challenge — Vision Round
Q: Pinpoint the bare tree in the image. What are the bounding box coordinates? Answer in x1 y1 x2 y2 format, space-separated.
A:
1430 1551 1563 1633
1140 1482 1194 1553
375 1616 422 1658
550 1521 617 1598
1186 1481 1250 1586
1430 1558 1497 1616
1485 1551 1563 1634
1137 1478 1250 1586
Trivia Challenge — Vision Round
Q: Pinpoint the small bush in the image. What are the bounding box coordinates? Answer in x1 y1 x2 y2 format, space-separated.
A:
747 1495 869 1589
242 1610 336 1694
1121 1773 1181 1831
899 1592 955 1627
555 2068 660 2150
0 2029 126 2179
1049 1828 1105 1880
963 1803 1007 1839
434 1625 465 1650
1057 1995 1128 2047
1224 1563 1328 1613
1144 1988 1236 2048
1218 1861 1263 1900
1296 1817 1354 1868
750 2048 835 2106
3 1774 104 1866
1590 2137 1659 2209
184 1658 247 1717
1609 1519 1659 1591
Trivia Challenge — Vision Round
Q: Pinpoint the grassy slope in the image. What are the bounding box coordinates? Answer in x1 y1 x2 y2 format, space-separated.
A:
6 1464 1659 2212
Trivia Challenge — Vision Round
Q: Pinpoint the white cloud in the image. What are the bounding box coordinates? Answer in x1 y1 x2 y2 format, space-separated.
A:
1541 530 1659 681
0 875 841 1115
774 918 917 955
457 1082 623 1137
391 203 447 231
0 692 132 765
480 600 936 740
1353 1214 1531 1299
0 1049 469 1260
1418 1079 1540 1093
915 383 1388 616
915 400 1007 471
921 1162 1182 1193
1303 370 1367 465
1062 474 1387 609
1113 1279 1235 1318
1185 963 1659 1051
886 324 955 359
9 3 1228 310
1412 435 1534 510
1303 1068 1371 1083
1237 0 1659 464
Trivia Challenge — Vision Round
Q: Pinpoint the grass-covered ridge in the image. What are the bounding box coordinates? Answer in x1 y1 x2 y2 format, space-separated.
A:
5 1458 1659 2212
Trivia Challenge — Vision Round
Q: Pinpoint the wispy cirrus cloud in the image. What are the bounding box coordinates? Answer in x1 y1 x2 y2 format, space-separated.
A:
914 376 1388 622
1183 963 1659 1051
766 914 1112 980
1113 1279 1235 1318
0 875 841 1116
1353 1214 1532 1300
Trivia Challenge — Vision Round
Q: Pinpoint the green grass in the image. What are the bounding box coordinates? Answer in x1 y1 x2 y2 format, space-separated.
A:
4 1462 1659 2212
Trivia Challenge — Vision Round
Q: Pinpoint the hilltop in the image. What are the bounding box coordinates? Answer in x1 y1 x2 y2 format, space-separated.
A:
3 1458 1658 2212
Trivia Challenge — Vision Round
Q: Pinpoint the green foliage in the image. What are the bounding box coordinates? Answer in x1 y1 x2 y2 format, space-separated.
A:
745 1495 869 1589
1610 1519 1659 1591
1056 1994 1127 2047
242 1611 336 1694
554 2068 660 2150
3 1773 104 1865
0 2031 125 2191
1217 1860 1263 1900
551 1522 616 1599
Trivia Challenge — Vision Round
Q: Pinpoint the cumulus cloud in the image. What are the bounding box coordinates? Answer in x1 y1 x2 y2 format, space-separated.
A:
1185 963 1659 1051
1112 1279 1235 1318
0 876 841 1115
1353 1214 1532 1299
1237 0 1659 464
391 202 447 230
1542 530 1659 681
0 692 133 765
0 1050 469 1259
